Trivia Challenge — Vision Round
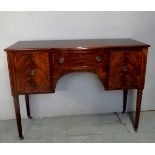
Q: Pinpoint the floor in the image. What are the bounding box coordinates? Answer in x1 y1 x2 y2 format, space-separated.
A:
0 111 155 143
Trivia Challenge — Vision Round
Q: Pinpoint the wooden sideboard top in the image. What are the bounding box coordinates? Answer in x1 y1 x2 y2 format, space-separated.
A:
5 38 150 52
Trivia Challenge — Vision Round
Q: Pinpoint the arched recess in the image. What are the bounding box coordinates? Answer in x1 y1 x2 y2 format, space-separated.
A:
51 70 106 93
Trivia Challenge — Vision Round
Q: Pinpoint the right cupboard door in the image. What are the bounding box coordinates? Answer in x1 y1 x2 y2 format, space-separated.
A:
108 48 147 90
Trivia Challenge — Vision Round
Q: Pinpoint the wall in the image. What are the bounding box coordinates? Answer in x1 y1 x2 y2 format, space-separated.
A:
0 11 155 120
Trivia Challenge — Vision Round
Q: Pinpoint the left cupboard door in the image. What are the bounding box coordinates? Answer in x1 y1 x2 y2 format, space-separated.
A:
13 52 50 94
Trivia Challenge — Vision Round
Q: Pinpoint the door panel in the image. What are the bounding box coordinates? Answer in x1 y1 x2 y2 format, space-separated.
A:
126 51 141 87
31 53 50 92
109 51 125 89
14 52 50 93
14 54 31 92
108 49 142 89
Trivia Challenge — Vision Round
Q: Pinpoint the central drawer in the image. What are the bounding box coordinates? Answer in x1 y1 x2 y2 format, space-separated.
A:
52 51 105 70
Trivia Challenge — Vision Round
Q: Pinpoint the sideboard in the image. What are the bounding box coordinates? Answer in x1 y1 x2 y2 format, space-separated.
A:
4 39 150 139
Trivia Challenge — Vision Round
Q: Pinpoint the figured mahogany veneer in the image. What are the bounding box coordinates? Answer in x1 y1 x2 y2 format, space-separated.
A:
5 39 150 139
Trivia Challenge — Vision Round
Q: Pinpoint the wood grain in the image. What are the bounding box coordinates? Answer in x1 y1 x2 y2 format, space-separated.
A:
107 48 147 90
13 52 50 93
5 39 149 52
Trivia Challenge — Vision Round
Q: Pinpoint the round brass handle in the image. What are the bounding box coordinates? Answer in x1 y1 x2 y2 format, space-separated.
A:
59 57 64 64
96 56 101 62
122 65 128 72
30 69 35 76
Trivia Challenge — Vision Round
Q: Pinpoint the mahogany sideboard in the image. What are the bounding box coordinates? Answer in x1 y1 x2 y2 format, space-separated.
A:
4 39 150 139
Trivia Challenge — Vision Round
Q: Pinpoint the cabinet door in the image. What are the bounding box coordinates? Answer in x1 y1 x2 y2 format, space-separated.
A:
108 49 143 89
14 52 50 93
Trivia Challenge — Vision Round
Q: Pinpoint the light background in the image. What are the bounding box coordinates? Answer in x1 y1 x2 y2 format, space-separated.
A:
0 11 155 120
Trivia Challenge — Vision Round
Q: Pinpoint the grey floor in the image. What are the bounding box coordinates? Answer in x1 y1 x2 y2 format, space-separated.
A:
0 111 155 143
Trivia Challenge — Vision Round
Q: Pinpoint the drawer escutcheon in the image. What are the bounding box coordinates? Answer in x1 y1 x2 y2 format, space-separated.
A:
96 56 101 62
59 57 65 64
30 69 35 76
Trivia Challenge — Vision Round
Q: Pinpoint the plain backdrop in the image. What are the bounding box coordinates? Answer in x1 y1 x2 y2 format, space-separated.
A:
0 11 155 120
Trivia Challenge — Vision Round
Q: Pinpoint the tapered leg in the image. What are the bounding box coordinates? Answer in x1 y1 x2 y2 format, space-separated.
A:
25 94 32 119
135 89 143 132
13 95 24 139
122 90 128 113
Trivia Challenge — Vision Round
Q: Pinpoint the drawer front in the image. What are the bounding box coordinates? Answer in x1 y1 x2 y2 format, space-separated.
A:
52 51 106 80
108 49 142 89
53 51 105 70
14 52 50 93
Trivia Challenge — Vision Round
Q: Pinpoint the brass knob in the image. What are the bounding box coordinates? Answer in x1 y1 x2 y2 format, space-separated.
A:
59 57 64 64
122 65 128 72
30 69 35 76
96 56 101 62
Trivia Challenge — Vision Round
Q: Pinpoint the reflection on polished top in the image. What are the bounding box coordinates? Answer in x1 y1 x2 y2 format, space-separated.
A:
5 38 150 51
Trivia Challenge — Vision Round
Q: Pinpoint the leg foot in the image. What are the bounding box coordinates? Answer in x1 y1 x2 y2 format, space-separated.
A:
28 116 32 119
19 135 24 140
135 128 138 132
